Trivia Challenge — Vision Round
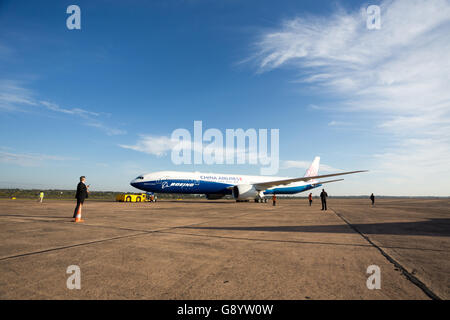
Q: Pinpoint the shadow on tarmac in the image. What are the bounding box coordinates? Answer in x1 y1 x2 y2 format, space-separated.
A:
179 218 450 237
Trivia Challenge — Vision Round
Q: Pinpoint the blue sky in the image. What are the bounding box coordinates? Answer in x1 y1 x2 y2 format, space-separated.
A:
1 0 449 195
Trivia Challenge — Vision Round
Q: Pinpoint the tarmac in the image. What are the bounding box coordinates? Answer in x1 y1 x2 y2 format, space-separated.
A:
0 198 448 299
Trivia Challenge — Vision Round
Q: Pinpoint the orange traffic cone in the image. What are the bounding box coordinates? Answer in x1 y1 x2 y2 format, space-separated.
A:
74 207 84 223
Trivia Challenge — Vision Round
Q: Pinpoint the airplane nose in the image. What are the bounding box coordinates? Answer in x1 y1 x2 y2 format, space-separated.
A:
130 175 145 188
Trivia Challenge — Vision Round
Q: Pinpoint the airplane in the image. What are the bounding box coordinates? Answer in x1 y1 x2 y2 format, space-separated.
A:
130 157 367 202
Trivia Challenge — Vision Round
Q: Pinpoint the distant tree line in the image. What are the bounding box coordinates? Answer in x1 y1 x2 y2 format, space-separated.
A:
0 189 207 201
0 189 446 200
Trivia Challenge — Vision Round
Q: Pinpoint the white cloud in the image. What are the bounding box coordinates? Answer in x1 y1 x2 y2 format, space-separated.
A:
119 135 249 157
251 0 450 195
119 135 179 156
39 100 126 135
0 150 76 167
120 134 274 166
328 120 351 127
85 121 126 136
0 81 126 136
40 100 100 117
0 80 37 111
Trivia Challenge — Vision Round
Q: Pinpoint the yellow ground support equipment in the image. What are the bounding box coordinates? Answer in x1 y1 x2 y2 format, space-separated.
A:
115 193 148 202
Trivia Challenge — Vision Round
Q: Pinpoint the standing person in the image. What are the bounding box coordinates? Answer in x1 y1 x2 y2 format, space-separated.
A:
39 191 44 203
73 176 89 220
320 189 328 211
370 193 375 206
308 193 313 206
272 194 277 206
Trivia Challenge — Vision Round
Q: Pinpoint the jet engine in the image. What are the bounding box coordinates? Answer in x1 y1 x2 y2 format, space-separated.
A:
232 184 259 200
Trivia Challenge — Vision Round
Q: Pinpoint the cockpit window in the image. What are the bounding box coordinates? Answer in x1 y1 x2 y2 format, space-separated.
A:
136 176 144 180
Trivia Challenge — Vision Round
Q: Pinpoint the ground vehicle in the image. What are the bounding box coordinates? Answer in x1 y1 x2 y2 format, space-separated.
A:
115 193 148 202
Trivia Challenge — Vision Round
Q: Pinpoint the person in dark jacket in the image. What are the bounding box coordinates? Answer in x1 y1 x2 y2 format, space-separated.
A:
370 193 375 206
320 189 328 211
73 176 89 218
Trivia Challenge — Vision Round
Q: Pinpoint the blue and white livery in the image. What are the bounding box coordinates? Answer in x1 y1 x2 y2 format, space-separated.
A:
130 157 366 201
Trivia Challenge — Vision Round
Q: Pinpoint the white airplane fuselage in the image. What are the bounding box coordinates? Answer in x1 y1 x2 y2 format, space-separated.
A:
130 171 321 200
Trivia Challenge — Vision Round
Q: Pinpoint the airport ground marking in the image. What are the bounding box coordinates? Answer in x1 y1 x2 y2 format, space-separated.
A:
330 208 441 300
0 210 257 261
0 232 149 262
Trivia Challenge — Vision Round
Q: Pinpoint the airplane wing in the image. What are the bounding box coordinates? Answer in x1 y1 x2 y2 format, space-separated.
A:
311 178 344 185
254 170 367 190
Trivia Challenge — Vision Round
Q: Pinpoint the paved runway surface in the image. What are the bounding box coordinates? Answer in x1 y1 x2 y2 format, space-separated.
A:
0 198 448 299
